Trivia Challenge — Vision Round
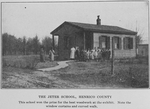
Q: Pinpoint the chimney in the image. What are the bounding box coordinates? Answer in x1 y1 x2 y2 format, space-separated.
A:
96 15 101 25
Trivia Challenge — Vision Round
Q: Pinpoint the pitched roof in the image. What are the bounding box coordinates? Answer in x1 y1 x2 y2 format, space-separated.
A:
51 21 137 35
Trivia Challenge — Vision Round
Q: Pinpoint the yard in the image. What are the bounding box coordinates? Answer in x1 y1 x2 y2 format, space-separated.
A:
2 56 149 89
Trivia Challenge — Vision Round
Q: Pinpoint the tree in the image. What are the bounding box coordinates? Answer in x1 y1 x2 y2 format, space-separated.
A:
2 33 54 55
136 34 143 45
26 38 32 54
32 35 40 54
25 36 41 55
42 36 52 54
2 33 9 55
2 33 19 55
136 25 144 45
23 36 27 55
135 26 144 57
16 37 23 55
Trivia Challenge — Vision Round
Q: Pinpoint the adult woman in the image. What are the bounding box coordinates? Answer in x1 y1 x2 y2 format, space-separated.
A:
75 47 80 61
70 47 76 60
40 47 45 62
49 49 55 61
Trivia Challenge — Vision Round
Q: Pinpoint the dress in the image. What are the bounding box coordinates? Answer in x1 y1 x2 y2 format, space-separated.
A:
75 49 80 60
94 50 98 59
97 50 102 60
49 50 55 61
90 49 95 60
87 50 90 60
70 47 76 59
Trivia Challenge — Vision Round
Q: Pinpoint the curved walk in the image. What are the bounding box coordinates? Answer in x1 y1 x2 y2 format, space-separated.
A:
38 61 70 72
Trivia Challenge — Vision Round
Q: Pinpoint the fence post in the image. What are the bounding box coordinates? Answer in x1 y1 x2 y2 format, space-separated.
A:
111 37 114 75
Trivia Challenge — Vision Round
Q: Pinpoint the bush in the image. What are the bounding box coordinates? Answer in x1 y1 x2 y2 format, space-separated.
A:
2 55 40 69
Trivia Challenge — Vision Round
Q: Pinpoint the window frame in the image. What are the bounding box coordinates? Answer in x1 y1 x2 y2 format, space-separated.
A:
99 35 110 49
123 37 133 50
113 36 121 50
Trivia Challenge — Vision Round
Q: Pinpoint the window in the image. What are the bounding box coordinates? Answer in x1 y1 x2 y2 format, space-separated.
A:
123 37 133 49
99 36 110 49
64 36 70 49
113 37 121 49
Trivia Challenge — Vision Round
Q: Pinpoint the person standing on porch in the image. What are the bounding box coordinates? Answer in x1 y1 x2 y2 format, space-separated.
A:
97 47 102 61
70 47 76 60
90 49 95 60
94 47 98 61
75 47 80 61
86 49 90 61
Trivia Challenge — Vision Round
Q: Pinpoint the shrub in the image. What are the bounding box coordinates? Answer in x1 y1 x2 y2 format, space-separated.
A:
24 56 40 69
2 55 40 69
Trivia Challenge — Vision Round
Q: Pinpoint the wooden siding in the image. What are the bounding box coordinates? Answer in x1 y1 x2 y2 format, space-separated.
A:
52 22 137 60
85 31 93 50
55 23 83 60
93 33 136 58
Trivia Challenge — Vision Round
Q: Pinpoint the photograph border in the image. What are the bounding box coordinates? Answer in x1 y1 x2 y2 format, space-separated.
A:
0 0 149 90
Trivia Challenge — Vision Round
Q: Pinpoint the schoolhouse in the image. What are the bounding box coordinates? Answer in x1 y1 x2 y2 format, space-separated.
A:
51 16 137 60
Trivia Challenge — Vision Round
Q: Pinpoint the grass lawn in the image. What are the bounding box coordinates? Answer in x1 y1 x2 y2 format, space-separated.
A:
51 61 149 88
2 58 149 89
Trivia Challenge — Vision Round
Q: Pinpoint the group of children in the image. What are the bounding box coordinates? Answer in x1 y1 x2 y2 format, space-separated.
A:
70 47 111 62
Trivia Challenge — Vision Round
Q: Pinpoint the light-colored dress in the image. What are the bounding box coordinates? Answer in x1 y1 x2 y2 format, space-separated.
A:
90 49 95 60
49 50 55 61
70 47 76 59
94 50 98 59
86 50 90 60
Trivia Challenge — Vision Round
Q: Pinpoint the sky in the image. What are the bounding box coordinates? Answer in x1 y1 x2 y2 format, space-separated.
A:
2 1 149 43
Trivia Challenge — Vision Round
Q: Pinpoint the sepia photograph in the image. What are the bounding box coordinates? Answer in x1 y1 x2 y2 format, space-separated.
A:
1 1 149 89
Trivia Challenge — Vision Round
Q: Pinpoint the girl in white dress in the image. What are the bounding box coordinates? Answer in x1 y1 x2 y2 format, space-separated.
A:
86 50 90 61
90 49 95 60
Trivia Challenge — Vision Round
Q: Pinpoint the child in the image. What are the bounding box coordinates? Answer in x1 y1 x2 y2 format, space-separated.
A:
90 49 95 60
86 49 90 61
97 47 101 61
94 47 98 61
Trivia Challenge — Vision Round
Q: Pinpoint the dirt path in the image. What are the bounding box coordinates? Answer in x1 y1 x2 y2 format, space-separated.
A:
38 61 70 72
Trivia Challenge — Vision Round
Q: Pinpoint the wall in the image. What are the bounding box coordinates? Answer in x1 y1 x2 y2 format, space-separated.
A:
93 33 136 58
138 45 148 57
85 31 93 50
93 34 99 48
54 23 82 60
